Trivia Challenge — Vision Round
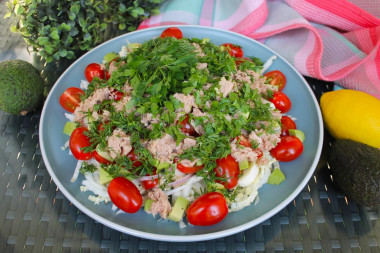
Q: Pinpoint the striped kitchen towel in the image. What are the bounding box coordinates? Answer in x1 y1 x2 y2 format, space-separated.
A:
139 0 380 99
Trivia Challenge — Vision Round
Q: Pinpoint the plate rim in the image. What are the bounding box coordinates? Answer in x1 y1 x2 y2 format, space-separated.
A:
39 25 324 242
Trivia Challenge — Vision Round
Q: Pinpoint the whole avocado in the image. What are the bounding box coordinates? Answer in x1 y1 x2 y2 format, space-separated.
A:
328 139 380 207
0 59 44 115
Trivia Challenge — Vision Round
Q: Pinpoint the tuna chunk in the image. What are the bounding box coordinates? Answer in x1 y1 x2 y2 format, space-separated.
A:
196 62 208 70
112 95 133 112
219 77 235 98
147 134 178 163
74 87 112 123
141 113 160 130
173 93 197 114
192 43 205 57
107 129 132 159
147 188 172 219
230 138 260 163
249 129 280 151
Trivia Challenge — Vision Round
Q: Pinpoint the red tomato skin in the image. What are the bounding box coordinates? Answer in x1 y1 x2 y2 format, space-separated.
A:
280 116 297 136
126 149 143 167
221 43 243 58
214 154 239 189
160 27 183 39
141 169 159 190
110 90 124 101
270 91 292 113
85 63 104 82
108 177 143 213
59 87 84 113
270 135 303 162
187 192 228 226
69 127 92 160
264 70 287 91
175 157 204 174
93 150 112 165
178 115 197 136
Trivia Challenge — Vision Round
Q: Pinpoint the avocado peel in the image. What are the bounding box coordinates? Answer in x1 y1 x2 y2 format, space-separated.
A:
328 139 380 208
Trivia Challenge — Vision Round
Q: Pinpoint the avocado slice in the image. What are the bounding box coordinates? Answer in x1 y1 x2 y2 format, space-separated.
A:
328 139 380 207
63 121 77 136
168 196 189 222
99 168 113 185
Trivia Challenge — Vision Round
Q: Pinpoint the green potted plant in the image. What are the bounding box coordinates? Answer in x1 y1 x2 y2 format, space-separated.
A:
5 0 164 88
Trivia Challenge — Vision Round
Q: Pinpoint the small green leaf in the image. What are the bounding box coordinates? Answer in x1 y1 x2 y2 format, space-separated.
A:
68 11 76 20
37 37 49 45
15 4 25 15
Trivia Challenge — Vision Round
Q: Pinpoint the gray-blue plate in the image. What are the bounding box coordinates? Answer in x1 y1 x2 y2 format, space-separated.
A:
39 26 323 242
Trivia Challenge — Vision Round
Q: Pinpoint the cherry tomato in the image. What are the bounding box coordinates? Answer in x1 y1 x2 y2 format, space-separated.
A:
126 148 143 167
214 154 239 189
175 157 204 174
59 87 84 113
280 116 297 136
270 135 303 162
85 63 104 82
141 169 159 190
110 90 124 101
178 115 196 136
270 91 292 113
108 177 143 213
160 27 183 39
221 43 243 58
264 70 286 91
93 150 113 165
186 192 228 226
69 127 92 160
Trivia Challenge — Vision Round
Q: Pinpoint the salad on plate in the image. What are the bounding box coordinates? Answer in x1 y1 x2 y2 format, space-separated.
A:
59 27 304 227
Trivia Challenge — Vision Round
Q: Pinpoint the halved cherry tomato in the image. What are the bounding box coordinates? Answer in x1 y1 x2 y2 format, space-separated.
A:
214 154 239 189
187 192 228 226
178 115 196 136
270 135 303 162
221 43 243 58
141 169 158 190
264 70 286 91
69 127 92 160
93 150 113 165
108 177 143 213
236 136 263 158
280 116 297 136
174 157 204 174
160 27 183 39
269 91 292 113
59 87 84 113
126 148 143 167
110 90 124 101
85 63 104 82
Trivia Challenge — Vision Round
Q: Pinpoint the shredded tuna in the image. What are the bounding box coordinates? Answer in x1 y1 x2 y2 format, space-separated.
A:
112 95 133 112
173 93 197 114
147 188 172 219
196 62 208 69
182 138 197 150
250 129 280 151
246 70 277 95
192 107 207 117
92 110 111 121
147 134 178 163
74 87 113 123
179 158 199 167
192 43 205 57
219 77 235 98
230 138 259 163
141 113 160 130
232 70 252 84
107 129 132 159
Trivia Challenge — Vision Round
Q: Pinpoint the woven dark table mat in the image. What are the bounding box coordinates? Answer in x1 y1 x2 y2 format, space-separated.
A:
0 2 379 252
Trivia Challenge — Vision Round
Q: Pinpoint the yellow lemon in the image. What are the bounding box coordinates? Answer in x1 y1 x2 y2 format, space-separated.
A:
320 89 380 148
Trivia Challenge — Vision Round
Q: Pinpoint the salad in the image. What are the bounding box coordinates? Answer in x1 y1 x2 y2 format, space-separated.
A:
59 27 304 227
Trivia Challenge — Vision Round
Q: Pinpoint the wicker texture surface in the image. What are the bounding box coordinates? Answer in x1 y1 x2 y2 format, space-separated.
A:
0 2 379 252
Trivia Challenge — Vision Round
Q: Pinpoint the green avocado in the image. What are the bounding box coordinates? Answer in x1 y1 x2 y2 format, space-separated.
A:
0 59 44 115
328 139 380 207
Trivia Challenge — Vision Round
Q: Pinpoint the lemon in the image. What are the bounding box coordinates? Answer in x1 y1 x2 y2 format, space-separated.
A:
320 89 380 148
